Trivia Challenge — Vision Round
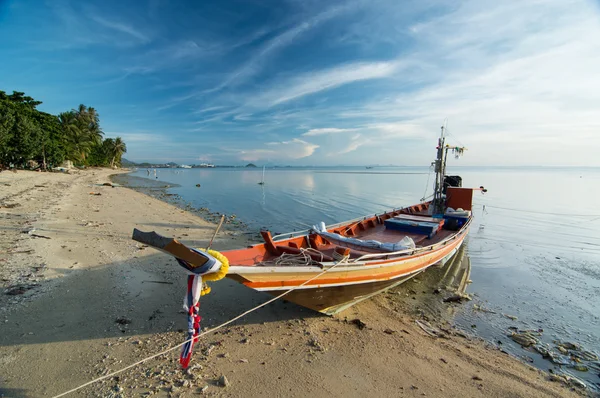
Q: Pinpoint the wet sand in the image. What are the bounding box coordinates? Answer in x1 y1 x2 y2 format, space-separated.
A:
0 169 583 397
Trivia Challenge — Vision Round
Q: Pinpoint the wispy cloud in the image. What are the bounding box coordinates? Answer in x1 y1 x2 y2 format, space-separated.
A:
253 60 403 107
335 133 371 155
302 127 357 137
213 2 359 91
91 16 150 43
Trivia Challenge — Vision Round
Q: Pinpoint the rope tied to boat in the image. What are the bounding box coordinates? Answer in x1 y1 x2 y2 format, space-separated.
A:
256 247 326 267
52 255 350 398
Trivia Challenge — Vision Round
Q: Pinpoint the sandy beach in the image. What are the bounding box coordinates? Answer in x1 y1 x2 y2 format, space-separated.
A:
0 169 583 397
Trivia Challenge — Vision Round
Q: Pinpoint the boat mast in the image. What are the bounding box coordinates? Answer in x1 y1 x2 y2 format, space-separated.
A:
432 125 447 215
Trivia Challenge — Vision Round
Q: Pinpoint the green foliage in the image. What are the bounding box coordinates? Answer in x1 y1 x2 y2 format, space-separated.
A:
0 90 126 169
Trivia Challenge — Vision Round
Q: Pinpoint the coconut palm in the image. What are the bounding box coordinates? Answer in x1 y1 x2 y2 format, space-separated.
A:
86 107 103 145
59 111 88 162
107 137 127 167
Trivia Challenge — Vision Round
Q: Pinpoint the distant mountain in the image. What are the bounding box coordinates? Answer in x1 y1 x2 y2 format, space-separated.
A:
245 163 257 168
120 158 137 167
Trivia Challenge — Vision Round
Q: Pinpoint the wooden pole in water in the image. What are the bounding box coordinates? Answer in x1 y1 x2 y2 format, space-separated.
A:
207 215 226 251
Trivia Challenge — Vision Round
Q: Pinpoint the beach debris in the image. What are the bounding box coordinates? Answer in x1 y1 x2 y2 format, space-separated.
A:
350 318 367 330
443 293 471 303
30 233 51 239
472 375 483 381
509 331 539 347
555 341 579 351
102 182 115 187
472 304 496 314
440 358 448 364
532 344 553 359
199 385 209 393
196 184 201 187
308 336 326 352
502 313 518 321
218 375 230 387
572 365 589 372
83 221 103 227
548 373 587 389
89 192 102 195
572 349 598 362
5 283 40 295
415 320 440 337
383 328 396 335
0 202 19 209
203 344 216 356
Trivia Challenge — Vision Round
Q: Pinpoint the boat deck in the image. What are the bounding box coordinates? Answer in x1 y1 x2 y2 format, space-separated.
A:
308 224 456 260
224 202 470 267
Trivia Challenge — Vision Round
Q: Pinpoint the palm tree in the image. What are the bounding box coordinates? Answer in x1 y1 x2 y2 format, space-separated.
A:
108 137 127 167
59 111 88 162
86 107 103 145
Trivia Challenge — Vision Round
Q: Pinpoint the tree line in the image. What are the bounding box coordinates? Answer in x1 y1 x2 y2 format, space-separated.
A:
0 90 126 170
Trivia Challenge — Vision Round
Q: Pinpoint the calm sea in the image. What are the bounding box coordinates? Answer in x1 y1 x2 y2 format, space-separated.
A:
122 166 600 389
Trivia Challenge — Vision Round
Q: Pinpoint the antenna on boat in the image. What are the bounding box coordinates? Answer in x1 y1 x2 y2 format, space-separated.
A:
432 120 466 215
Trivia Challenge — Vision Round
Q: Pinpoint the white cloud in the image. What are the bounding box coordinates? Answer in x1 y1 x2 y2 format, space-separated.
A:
239 138 319 161
302 127 357 136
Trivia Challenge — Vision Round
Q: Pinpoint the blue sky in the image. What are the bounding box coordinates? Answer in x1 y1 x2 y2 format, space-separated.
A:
1 0 599 166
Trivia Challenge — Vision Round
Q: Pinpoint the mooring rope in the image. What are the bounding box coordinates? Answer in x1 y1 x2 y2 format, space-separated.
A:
52 257 348 398
473 204 600 217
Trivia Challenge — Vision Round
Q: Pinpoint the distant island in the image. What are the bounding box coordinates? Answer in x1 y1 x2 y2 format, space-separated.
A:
245 163 257 168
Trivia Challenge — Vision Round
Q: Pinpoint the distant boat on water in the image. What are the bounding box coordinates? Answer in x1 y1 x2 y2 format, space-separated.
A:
179 164 192 169
198 163 215 168
258 165 266 185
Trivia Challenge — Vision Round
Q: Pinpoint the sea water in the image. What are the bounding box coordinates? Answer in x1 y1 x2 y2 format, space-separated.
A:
122 166 600 389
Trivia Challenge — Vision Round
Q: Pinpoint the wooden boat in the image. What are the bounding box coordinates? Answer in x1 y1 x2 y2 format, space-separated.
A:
223 127 484 315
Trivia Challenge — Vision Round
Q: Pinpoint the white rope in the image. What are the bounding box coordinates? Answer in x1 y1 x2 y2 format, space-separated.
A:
420 165 434 202
52 258 348 398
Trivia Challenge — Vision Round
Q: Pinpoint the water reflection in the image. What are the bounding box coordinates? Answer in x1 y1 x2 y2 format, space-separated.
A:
389 243 471 322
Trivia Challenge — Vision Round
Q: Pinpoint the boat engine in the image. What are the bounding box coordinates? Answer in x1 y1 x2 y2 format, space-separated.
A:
443 175 462 194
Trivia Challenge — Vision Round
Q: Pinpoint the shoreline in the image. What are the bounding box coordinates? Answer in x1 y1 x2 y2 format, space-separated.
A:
0 169 584 397
110 172 258 240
